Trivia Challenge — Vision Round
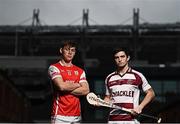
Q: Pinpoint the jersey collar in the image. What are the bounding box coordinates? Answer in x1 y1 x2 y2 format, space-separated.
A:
116 67 131 77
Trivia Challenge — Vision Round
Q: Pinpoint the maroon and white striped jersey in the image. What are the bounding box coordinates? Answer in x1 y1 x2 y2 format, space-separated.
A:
105 67 151 122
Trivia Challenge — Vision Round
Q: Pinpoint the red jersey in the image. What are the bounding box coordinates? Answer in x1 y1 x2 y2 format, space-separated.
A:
48 61 87 116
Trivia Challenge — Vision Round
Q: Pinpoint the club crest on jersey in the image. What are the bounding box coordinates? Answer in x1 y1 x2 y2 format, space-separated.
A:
74 71 79 75
67 70 72 75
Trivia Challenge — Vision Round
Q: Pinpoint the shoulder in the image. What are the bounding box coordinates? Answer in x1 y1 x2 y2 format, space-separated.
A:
130 68 143 75
73 65 84 72
131 68 146 79
106 71 116 79
48 63 61 72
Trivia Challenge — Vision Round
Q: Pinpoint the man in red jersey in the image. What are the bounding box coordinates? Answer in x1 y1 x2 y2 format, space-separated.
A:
48 40 90 123
104 47 155 124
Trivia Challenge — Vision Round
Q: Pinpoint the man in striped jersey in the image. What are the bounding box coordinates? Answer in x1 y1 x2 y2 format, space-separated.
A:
104 47 155 124
48 40 90 123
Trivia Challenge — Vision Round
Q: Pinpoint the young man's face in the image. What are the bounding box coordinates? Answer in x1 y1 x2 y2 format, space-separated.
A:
114 51 129 68
60 45 76 62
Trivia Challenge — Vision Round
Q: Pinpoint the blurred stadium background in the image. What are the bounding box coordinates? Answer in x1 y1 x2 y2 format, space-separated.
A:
0 8 180 123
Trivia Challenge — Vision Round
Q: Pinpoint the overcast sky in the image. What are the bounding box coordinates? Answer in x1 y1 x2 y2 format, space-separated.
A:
0 0 180 25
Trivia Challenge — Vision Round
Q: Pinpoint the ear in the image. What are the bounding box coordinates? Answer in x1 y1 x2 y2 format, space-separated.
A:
127 55 130 61
60 48 62 54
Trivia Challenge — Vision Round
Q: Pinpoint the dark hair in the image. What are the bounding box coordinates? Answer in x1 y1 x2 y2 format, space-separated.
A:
61 40 77 48
112 47 130 57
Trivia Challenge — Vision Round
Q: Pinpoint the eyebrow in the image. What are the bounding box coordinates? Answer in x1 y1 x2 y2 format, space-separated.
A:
114 54 126 58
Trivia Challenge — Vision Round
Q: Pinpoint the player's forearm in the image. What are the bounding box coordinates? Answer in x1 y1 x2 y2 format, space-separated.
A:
71 88 89 96
53 78 81 92
139 88 155 110
71 83 89 96
58 82 80 92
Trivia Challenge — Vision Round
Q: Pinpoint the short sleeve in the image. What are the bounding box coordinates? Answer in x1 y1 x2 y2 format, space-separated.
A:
48 65 62 80
141 74 152 92
105 77 110 96
79 71 87 83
